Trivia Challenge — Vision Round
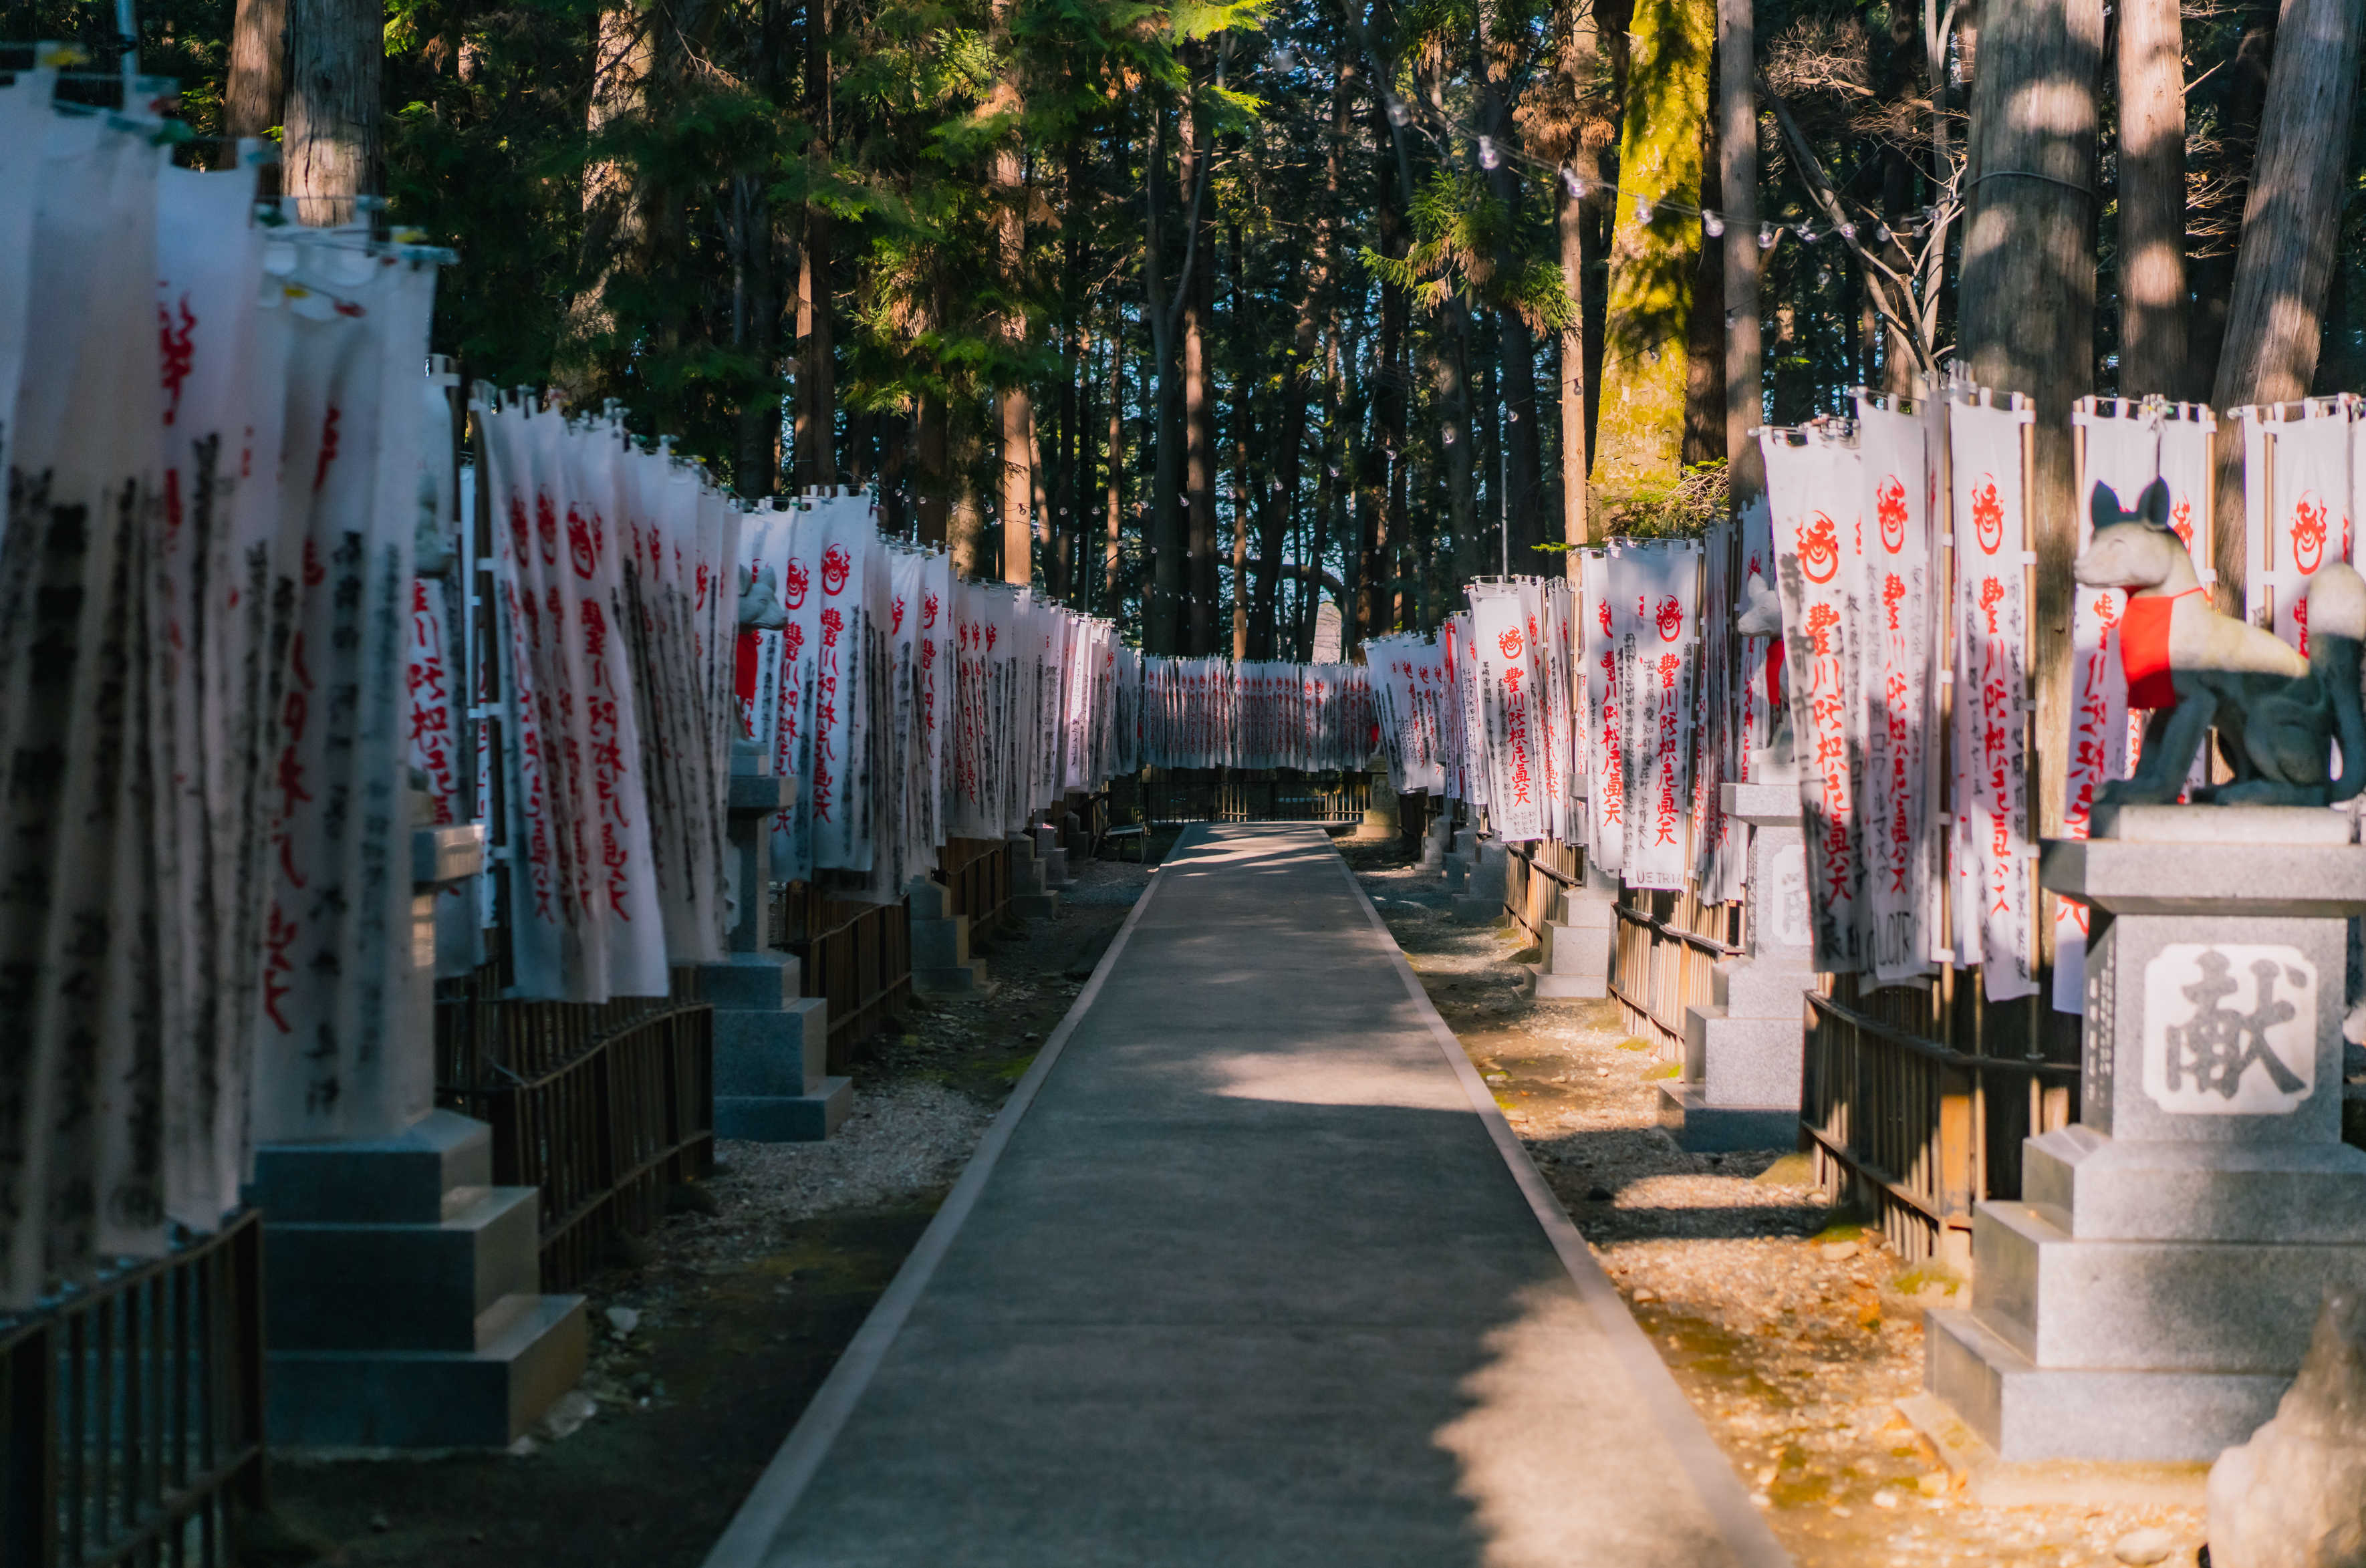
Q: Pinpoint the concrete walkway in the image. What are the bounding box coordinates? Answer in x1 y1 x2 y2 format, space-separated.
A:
705 823 1790 1568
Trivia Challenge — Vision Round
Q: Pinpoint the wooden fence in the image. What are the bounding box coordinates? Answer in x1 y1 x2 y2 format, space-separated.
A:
1496 829 2083 1270
938 836 1013 932
1141 769 1371 825
1803 973 2077 1266
1611 887 1747 1056
1 1213 267 1567
436 968 716 1290
775 888 913 1071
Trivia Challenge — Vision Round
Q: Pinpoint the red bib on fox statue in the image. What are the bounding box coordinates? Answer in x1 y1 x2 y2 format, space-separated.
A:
2120 587 2206 710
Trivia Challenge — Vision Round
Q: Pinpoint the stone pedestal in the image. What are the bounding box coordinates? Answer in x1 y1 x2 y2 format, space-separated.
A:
1034 823 1074 890
1442 827 1477 895
1658 783 1817 1152
702 761 849 1142
259 824 588 1449
1009 831 1061 918
908 875 989 996
1355 753 1400 841
1926 805 2366 1462
1418 810 1452 872
1527 868 1617 1001
1452 835 1508 923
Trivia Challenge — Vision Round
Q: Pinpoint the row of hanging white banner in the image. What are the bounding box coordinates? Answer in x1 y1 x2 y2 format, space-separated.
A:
0 82 455 1303
1128 658 1378 773
1363 379 2361 1015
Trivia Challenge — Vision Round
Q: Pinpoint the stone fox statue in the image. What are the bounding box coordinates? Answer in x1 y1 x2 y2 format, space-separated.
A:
2075 477 2366 807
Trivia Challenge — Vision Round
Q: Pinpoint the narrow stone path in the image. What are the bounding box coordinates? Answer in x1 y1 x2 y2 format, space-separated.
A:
705 823 1790 1568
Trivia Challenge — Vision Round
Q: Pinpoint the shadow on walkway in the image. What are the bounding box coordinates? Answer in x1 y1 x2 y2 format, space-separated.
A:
705 823 1791 1568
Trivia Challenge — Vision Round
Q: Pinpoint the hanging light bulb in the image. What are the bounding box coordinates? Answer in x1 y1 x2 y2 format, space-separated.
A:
1795 223 1818 243
1442 424 1458 446
1633 192 1655 224
1703 211 1726 237
1272 44 1296 70
1875 223 1893 244
1385 92 1409 127
1478 135 1500 169
1561 168 1586 201
1758 222 1779 249
1837 220 1857 240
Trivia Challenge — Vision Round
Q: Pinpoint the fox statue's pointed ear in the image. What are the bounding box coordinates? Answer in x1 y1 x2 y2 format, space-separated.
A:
2136 475 2174 529
2091 480 2129 533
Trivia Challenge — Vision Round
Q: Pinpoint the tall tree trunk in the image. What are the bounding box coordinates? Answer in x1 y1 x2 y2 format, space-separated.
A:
796 221 838 487
1681 97 1726 469
1143 103 1187 655
948 410 987 576
1475 1 1547 570
564 3 654 391
284 0 382 224
796 0 837 488
1593 0 1714 514
2119 0 2190 400
1718 0 1762 511
1184 116 1218 652
1027 405 1051 590
733 176 779 496
987 0 1031 584
2208 0 2361 610
916 391 950 547
2188 20 2275 401
1105 334 1126 612
225 0 287 139
1959 0 2105 841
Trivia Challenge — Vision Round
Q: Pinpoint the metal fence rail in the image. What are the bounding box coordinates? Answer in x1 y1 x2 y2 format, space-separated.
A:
436 968 716 1290
1 1214 266 1568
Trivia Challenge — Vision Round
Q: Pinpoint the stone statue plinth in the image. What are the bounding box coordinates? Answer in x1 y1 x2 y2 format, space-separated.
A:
1656 782 1817 1150
1925 805 2366 1462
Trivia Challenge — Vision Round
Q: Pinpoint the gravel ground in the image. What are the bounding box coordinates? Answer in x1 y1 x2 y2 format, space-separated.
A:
1345 836 2209 1568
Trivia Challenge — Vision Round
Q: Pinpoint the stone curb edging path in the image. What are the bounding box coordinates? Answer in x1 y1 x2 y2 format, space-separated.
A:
704 823 1793 1568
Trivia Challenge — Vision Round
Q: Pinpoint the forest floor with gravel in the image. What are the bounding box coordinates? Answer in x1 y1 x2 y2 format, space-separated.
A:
1342 833 2208 1568
264 841 1166 1568
265 824 2210 1568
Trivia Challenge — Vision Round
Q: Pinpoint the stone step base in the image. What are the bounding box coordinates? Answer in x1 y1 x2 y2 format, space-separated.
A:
716 1077 854 1142
1011 892 1061 919
1521 961 1606 1001
912 960 991 997
1653 1082 1800 1154
1897 1391 2208 1508
1924 1305 2286 1464
1449 896 1500 924
1681 1004 1805 1108
1968 1198 2366 1373
263 1185 543 1353
268 1293 588 1451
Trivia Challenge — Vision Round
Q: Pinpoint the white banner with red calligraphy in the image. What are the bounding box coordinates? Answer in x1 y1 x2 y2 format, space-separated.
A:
1579 548 1624 874
1856 391 1938 983
1470 583 1547 841
1947 392 2039 1002
2241 397 2357 656
1762 424 1865 971
1617 542 1700 892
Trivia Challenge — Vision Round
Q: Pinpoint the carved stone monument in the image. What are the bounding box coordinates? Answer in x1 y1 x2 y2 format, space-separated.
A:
1656 781 1818 1150
1925 805 2366 1462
